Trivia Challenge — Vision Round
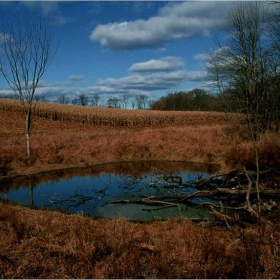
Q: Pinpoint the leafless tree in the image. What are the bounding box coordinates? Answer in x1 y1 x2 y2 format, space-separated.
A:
121 94 129 109
135 94 148 109
207 2 280 213
0 17 55 158
111 97 120 108
78 93 88 106
107 98 113 108
92 93 100 107
57 94 69 104
208 2 280 139
269 1 280 129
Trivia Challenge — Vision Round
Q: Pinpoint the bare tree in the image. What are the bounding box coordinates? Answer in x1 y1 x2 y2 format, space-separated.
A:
35 94 48 102
269 1 280 130
78 93 88 106
57 94 69 104
0 17 55 158
121 94 129 109
92 93 100 107
207 2 280 214
107 98 113 108
208 2 279 138
111 97 120 108
135 94 148 109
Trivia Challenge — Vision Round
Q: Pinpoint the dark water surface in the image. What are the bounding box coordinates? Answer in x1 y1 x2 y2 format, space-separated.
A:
0 161 219 221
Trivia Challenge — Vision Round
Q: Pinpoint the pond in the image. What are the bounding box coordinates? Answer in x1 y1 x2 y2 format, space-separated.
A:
0 161 220 221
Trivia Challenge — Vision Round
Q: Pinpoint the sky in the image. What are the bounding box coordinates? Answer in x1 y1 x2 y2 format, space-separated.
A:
0 1 243 106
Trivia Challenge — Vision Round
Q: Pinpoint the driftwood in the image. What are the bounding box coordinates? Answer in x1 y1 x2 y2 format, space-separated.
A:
209 206 250 227
108 168 280 225
108 197 180 209
47 193 93 208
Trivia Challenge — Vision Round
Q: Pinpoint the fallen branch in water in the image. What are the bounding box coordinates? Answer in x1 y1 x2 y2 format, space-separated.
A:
107 168 280 223
142 204 179 212
209 206 250 227
108 197 180 209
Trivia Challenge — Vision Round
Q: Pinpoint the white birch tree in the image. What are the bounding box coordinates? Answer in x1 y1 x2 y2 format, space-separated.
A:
0 17 55 159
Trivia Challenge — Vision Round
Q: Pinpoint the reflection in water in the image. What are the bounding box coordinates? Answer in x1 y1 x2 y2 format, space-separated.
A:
29 181 33 207
0 161 219 221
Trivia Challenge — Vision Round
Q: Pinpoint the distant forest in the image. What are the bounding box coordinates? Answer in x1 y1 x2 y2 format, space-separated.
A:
150 88 236 112
0 89 237 113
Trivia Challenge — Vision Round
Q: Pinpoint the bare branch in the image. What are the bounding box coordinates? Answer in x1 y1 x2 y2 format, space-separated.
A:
0 17 55 158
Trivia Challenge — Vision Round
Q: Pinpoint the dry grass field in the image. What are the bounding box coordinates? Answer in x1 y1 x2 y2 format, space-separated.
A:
1 99 280 278
0 200 280 279
0 99 234 175
1 98 279 176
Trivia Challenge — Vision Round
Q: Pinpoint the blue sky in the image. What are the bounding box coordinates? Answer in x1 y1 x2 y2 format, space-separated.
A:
0 1 240 105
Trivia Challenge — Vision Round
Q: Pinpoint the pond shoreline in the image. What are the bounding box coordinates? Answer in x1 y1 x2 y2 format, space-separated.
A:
0 159 221 182
0 159 221 221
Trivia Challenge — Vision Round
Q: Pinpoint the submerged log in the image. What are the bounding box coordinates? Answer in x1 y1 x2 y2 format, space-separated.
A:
107 169 279 223
108 197 179 208
209 206 249 227
184 169 273 190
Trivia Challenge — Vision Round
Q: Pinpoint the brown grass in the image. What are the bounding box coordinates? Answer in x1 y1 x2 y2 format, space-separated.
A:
1 100 280 278
1 99 280 177
0 99 240 175
0 200 279 279
0 98 236 128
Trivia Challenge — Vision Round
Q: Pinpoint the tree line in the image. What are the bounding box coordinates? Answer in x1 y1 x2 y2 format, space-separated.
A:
150 88 233 112
57 93 150 110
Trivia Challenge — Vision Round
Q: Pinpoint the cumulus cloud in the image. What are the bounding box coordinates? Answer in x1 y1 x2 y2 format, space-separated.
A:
97 70 208 92
0 56 209 102
68 74 84 82
129 56 184 73
76 69 209 101
193 53 210 61
0 33 11 43
13 2 71 26
90 2 235 50
21 1 59 16
0 69 210 102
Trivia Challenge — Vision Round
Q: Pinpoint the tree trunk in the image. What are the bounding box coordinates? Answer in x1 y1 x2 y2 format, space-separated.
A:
26 105 32 158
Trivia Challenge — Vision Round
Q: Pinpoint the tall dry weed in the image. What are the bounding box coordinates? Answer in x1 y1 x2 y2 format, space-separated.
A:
1 201 280 278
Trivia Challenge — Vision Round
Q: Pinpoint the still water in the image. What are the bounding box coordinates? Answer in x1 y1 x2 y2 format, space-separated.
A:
0 161 219 221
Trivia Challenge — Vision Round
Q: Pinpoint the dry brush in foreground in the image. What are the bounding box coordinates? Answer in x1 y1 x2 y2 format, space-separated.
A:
0 200 279 279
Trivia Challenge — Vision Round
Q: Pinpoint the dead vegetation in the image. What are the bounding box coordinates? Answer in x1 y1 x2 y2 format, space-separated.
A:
108 168 280 225
0 99 238 175
1 99 280 278
0 98 236 128
0 200 279 279
2 98 279 176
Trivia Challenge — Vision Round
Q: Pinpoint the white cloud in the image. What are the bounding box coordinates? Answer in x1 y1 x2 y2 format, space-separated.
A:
79 69 209 100
90 2 235 50
68 74 84 82
0 68 210 102
0 33 12 45
193 53 210 61
97 70 208 92
15 2 71 26
129 56 184 73
21 2 59 16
